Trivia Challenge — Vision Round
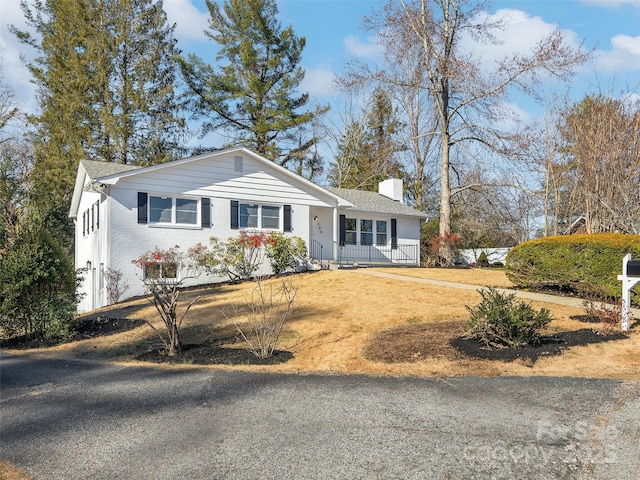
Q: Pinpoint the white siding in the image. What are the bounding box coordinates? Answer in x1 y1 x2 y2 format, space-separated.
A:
76 183 107 312
101 154 319 304
114 153 336 207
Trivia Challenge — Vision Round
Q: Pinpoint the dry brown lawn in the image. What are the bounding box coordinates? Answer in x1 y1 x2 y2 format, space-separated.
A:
5 268 640 379
377 266 516 288
0 461 32 480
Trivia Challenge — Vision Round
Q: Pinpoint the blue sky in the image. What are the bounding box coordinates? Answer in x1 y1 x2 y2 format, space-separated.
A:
2 0 639 140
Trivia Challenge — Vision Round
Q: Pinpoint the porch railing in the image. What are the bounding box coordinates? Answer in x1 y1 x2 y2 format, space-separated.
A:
310 239 328 269
334 242 419 267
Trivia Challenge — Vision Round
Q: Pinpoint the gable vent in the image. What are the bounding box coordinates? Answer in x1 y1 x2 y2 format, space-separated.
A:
234 156 243 172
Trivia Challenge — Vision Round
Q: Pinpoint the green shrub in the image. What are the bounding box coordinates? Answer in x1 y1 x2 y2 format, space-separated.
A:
0 223 76 339
464 287 554 349
506 233 640 304
265 232 307 275
476 251 489 267
204 232 269 283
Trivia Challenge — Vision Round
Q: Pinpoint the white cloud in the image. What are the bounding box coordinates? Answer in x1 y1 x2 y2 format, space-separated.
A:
594 34 640 71
463 9 583 70
164 0 210 43
343 34 383 60
300 67 336 98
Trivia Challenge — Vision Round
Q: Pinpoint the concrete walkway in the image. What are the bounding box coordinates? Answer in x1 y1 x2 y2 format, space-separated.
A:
350 268 640 318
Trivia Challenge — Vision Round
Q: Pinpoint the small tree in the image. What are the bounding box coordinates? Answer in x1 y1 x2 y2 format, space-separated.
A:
265 232 307 275
131 245 203 356
428 232 460 267
104 267 129 305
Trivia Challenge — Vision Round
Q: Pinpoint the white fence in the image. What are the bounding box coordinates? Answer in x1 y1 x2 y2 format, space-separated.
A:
454 248 511 266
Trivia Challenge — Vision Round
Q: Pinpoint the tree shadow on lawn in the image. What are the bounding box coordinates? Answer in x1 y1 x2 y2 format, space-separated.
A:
1 317 295 366
0 317 147 350
450 329 628 364
136 344 293 366
365 320 630 365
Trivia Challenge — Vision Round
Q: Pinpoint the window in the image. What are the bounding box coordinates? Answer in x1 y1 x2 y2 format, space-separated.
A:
240 204 259 228
238 203 280 229
144 262 178 280
150 196 172 223
261 205 280 229
176 198 197 224
149 196 197 225
360 219 373 245
345 218 357 245
376 221 387 245
82 210 88 236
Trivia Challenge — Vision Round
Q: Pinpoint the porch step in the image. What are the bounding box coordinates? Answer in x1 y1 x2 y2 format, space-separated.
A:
308 258 330 271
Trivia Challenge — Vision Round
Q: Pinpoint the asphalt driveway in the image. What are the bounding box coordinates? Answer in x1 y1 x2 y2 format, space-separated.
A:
1 353 639 479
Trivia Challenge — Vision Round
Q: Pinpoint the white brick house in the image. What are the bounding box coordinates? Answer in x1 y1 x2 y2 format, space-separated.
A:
69 147 426 312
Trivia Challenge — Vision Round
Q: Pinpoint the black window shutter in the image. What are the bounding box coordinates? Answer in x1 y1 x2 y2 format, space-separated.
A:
83 211 86 236
95 201 99 229
230 200 239 229
201 198 211 227
138 192 148 224
391 218 398 249
339 215 346 246
283 205 292 232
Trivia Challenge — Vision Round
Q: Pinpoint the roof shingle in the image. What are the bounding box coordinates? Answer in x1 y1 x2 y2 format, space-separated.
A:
326 187 427 218
81 159 142 179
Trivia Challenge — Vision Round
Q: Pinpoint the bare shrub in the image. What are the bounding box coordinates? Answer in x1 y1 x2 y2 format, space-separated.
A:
579 283 622 335
104 268 129 304
232 279 297 359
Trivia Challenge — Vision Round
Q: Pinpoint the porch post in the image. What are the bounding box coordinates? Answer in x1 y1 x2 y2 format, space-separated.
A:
332 207 338 261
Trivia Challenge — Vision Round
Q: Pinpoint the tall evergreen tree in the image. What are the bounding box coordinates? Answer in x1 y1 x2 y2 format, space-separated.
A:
12 0 186 239
329 88 403 190
179 0 328 178
99 0 186 166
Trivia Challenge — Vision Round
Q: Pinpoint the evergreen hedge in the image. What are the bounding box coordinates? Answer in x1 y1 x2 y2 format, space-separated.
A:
505 234 640 304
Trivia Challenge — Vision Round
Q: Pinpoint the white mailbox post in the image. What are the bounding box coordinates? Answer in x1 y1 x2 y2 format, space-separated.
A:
617 254 640 332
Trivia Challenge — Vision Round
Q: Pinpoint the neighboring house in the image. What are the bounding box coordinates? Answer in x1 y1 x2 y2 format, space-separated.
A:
70 147 427 312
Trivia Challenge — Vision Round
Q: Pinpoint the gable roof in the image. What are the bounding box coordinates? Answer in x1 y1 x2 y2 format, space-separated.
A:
69 147 353 218
326 187 427 218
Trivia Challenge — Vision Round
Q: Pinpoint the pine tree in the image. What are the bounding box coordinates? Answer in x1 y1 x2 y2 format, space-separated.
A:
329 88 403 190
12 0 186 239
179 0 328 178
99 0 186 166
